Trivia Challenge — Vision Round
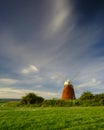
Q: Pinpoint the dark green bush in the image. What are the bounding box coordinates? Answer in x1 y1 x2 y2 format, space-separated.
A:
21 93 44 105
94 93 104 101
42 99 74 107
73 99 82 106
80 91 94 100
99 99 104 106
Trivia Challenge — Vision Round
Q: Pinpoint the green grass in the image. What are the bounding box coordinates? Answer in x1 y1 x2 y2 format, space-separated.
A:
0 106 104 130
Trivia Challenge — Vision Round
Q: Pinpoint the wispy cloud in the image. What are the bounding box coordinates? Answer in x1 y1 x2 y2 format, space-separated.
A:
76 78 101 88
21 65 39 74
43 0 70 39
49 0 69 33
0 87 59 99
0 78 18 85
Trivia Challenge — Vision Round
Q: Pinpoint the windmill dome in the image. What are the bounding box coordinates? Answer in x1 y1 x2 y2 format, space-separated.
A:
64 80 70 85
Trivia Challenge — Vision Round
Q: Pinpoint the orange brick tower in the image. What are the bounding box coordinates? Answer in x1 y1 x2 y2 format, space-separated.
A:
62 80 76 100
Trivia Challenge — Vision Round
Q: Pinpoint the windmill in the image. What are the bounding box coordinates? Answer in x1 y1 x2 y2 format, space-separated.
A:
62 80 76 100
56 72 79 100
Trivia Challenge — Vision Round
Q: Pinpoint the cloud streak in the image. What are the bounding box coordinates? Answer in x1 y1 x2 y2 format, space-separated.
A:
0 87 59 99
0 78 18 85
21 65 39 74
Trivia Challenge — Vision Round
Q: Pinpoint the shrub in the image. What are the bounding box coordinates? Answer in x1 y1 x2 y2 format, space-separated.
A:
94 93 104 101
80 91 94 100
42 99 74 107
73 99 82 106
4 101 21 107
99 99 104 106
21 93 44 105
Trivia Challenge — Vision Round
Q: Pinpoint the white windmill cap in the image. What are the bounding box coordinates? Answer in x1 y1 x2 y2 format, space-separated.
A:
64 80 70 85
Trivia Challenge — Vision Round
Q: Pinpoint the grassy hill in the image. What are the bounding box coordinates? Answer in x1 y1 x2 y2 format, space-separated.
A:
0 106 104 130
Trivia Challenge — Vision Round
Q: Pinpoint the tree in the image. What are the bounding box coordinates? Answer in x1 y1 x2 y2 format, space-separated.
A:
21 93 44 104
94 93 104 101
80 91 94 100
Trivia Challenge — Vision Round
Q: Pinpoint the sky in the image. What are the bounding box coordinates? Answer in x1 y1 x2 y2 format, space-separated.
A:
0 0 104 99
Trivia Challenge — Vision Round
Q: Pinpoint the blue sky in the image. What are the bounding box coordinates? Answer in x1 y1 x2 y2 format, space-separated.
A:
0 0 104 98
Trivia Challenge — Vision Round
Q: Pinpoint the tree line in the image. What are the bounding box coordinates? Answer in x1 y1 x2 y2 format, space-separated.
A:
19 91 104 107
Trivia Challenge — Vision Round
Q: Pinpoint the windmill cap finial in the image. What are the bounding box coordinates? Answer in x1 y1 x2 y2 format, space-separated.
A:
64 80 70 85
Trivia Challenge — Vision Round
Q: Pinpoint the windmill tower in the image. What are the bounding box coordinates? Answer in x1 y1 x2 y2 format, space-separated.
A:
56 72 79 100
61 80 76 100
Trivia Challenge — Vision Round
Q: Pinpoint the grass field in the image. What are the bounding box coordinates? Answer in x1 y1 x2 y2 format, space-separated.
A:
0 106 104 130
